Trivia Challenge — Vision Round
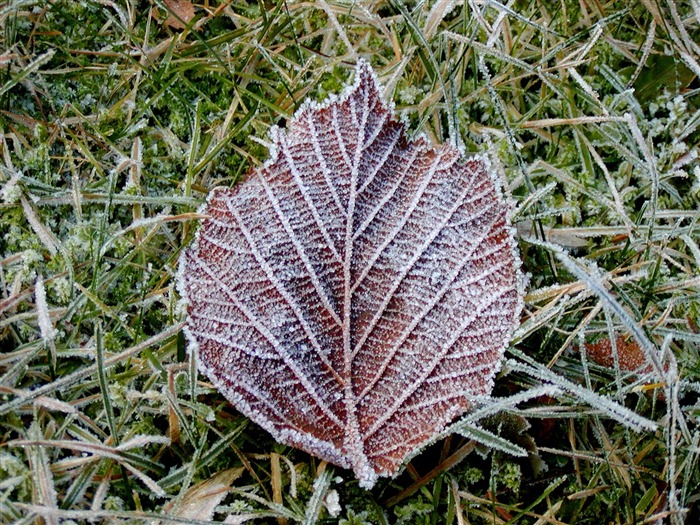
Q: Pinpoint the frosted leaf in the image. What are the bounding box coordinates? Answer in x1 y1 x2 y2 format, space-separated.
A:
177 60 523 488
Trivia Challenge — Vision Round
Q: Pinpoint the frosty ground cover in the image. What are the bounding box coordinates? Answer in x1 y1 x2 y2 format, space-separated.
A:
1 1 699 524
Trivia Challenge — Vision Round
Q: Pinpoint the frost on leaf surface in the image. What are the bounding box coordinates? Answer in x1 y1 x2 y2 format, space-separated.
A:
177 61 522 489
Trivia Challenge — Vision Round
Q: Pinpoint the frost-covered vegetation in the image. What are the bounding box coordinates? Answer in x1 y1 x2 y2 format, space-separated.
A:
1 0 699 524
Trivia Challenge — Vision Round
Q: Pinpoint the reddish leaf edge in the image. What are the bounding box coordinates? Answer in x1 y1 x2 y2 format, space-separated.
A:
176 59 525 489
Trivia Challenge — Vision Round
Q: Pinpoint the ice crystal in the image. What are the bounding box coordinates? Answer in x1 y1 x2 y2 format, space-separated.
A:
177 60 522 488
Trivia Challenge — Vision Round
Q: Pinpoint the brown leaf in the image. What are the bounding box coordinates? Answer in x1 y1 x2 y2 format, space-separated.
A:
583 335 654 373
162 0 195 29
178 61 522 488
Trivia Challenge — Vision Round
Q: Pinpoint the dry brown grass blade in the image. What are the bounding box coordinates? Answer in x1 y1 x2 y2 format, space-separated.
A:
157 468 244 523
270 453 287 525
384 440 477 507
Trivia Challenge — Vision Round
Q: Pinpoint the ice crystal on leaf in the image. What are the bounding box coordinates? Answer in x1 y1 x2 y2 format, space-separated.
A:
177 61 522 488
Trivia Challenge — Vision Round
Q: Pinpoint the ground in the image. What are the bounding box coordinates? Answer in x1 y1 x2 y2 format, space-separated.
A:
1 1 699 524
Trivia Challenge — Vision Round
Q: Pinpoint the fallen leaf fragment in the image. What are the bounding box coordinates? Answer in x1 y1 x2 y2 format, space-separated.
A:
178 60 523 488
157 468 243 523
162 0 195 29
584 335 653 373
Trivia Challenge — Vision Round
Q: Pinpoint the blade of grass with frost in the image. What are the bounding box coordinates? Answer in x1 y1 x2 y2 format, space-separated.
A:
547 301 602 368
35 275 57 369
532 237 665 375
228 489 302 521
117 435 172 452
158 423 248 490
450 385 559 429
0 346 71 391
511 181 558 221
625 113 660 238
445 387 558 457
21 197 59 256
191 106 260 176
35 193 201 207
660 332 691 522
389 0 459 147
0 324 182 416
456 423 528 457
33 396 77 414
27 422 59 525
11 439 166 488
95 323 119 444
172 427 208 505
303 468 333 525
16 505 234 525
99 213 204 258
507 349 657 432
513 290 593 345
0 49 54 97
654 328 700 344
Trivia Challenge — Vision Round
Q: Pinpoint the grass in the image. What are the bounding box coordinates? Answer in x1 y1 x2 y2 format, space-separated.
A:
1 0 699 523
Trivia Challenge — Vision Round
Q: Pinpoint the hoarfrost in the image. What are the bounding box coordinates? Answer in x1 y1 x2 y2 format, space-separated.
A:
178 60 523 488
324 489 342 518
35 276 57 345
